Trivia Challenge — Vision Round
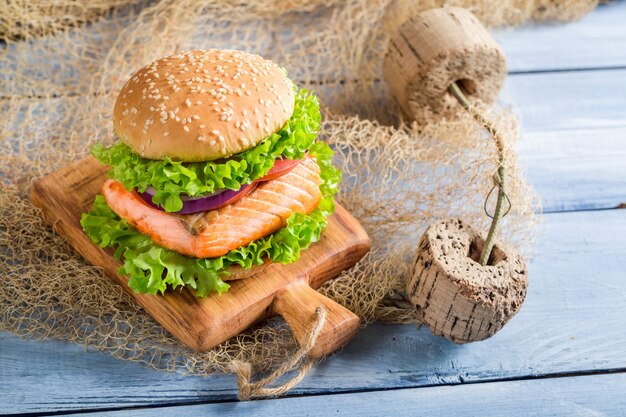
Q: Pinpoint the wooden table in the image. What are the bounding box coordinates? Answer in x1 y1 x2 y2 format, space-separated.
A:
2 3 626 415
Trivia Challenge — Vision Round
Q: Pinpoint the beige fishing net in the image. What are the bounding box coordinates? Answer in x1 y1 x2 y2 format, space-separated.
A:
1 0 595 398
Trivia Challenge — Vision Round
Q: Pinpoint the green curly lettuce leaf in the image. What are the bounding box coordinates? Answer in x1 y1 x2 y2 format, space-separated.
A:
92 88 321 212
80 141 341 297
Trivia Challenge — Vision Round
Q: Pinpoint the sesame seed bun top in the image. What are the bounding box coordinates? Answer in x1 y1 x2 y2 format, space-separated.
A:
112 49 296 162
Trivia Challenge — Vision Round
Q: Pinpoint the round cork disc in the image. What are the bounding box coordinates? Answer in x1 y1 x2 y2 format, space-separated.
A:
406 218 527 343
383 7 507 124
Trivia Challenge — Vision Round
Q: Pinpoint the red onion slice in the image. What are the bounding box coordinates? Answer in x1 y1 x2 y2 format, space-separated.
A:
139 182 256 214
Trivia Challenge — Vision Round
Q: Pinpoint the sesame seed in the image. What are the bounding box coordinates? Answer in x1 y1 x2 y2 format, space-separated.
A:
184 126 189 132
193 115 200 120
163 132 170 136
211 130 219 135
210 140 216 145
200 124 206 129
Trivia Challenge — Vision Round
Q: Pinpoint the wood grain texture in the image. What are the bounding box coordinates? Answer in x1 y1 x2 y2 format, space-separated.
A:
501 68 626 133
77 373 626 417
495 1 626 72
4 208 626 414
503 68 626 212
29 155 370 357
520 125 626 212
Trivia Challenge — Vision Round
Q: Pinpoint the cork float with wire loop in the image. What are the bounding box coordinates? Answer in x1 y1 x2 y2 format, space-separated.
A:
384 7 528 343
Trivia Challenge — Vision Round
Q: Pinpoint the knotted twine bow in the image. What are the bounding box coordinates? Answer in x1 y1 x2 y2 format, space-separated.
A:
229 306 328 400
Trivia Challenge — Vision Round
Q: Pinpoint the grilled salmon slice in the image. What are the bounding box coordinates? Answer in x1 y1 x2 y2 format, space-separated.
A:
102 157 322 259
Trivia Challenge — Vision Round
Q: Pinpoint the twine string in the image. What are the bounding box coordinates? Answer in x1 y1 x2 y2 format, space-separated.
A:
230 305 328 400
448 82 509 266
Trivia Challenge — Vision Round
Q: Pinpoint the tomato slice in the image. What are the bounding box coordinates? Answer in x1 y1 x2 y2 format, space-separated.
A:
257 158 302 182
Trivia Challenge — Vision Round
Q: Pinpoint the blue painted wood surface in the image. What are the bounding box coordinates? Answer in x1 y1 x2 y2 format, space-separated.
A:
494 1 626 72
3 2 626 415
81 373 626 417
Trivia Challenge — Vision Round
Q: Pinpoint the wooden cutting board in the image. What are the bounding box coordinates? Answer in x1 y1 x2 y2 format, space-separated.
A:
30 156 371 358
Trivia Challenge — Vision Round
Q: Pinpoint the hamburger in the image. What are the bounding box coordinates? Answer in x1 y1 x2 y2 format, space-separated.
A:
80 49 340 297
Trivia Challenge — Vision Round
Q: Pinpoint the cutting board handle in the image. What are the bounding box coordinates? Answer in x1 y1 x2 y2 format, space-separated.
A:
273 279 360 359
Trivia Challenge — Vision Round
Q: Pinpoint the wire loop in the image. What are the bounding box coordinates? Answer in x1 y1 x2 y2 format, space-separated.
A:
483 173 512 219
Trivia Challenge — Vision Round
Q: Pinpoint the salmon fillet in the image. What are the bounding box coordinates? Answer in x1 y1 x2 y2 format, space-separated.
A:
102 157 322 259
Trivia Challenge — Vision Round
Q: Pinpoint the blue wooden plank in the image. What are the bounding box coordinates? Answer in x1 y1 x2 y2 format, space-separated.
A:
494 1 626 72
503 68 626 133
520 126 626 213
504 68 626 212
0 334 234 412
3 208 626 414
78 373 626 417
